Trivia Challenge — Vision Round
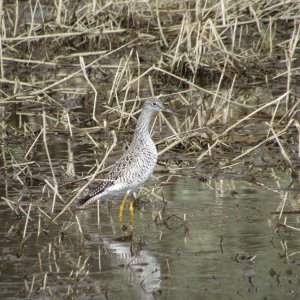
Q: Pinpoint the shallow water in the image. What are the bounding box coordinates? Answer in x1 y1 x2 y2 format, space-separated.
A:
1 143 299 300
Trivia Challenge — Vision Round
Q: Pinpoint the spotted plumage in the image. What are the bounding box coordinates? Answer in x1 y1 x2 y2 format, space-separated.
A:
76 98 173 208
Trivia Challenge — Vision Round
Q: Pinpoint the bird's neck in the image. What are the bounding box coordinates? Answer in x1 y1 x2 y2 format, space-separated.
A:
132 110 156 141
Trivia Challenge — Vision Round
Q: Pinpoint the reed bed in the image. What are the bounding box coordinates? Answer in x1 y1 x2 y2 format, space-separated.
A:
0 1 300 284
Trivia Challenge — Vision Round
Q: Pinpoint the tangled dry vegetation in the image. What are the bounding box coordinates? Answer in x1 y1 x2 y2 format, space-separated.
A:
0 0 299 216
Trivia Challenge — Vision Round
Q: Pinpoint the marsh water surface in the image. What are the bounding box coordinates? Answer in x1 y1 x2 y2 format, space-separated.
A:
0 125 299 299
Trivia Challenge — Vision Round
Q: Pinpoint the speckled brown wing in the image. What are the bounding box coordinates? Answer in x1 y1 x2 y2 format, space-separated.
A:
76 180 112 207
106 152 134 183
76 151 136 207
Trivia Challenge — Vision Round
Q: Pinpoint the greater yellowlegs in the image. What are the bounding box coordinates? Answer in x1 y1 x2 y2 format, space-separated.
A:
76 98 174 224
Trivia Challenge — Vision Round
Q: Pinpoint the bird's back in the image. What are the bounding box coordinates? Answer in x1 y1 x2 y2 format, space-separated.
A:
76 134 157 207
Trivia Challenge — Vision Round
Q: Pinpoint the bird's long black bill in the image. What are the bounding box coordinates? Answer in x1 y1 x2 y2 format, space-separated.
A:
163 108 182 117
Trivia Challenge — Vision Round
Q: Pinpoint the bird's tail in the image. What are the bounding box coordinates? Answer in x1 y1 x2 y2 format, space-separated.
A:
76 182 107 208
76 193 93 208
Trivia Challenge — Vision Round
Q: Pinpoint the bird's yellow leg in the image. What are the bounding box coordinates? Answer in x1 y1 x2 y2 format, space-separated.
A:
119 191 129 225
129 199 134 226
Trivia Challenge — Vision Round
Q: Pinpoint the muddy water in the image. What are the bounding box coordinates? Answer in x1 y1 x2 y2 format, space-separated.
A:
0 128 299 300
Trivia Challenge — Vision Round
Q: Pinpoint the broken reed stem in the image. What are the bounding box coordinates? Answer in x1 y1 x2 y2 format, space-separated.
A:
156 0 168 47
97 200 100 229
0 36 3 78
117 49 134 130
125 97 139 127
108 59 123 105
211 56 229 109
294 120 300 159
284 224 300 232
23 203 32 239
1 197 18 213
42 272 48 291
29 275 35 295
44 179 65 204
37 211 41 237
75 214 83 235
80 56 98 123
42 111 59 213
130 52 141 118
267 96 281 135
269 127 292 167
166 257 171 278
279 192 288 220
24 128 43 160
159 112 180 139
98 246 101 271
285 23 300 110
65 109 73 138
2 28 125 42
223 73 236 123
13 0 19 37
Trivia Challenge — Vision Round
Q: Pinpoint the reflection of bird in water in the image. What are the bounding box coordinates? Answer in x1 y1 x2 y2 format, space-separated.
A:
76 98 174 224
86 234 161 299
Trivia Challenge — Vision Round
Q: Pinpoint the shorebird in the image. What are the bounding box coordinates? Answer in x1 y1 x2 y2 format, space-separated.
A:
76 97 174 224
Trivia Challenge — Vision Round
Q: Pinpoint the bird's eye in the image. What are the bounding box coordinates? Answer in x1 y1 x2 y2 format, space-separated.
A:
152 102 157 106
